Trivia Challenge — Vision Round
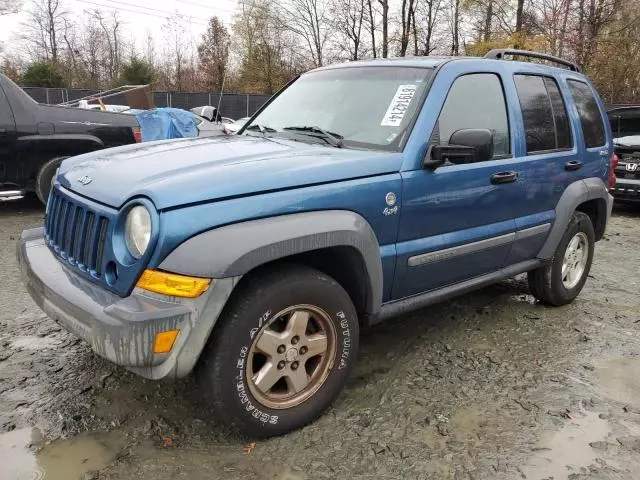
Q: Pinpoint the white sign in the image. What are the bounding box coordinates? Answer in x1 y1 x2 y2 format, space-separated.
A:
381 84 418 127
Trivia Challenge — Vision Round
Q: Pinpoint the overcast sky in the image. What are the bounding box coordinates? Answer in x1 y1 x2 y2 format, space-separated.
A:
0 0 238 56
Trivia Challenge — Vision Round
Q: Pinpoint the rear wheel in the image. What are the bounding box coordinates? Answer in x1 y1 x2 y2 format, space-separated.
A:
528 211 595 306
197 265 359 437
35 157 67 205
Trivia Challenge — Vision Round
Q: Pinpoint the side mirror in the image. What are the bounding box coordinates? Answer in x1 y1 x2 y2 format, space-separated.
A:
423 129 494 169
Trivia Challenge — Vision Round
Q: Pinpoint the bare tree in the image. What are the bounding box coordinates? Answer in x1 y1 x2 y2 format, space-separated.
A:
450 0 461 55
332 0 367 60
416 0 443 55
162 13 189 90
91 10 123 83
378 0 389 57
399 0 417 56
143 30 156 68
366 0 377 57
20 0 67 61
281 0 330 67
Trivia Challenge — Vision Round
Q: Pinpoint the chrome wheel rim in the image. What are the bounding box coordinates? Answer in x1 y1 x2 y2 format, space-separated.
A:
246 305 337 410
562 232 589 289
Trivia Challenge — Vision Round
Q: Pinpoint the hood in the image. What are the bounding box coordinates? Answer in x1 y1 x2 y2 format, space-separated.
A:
613 135 640 148
58 136 403 209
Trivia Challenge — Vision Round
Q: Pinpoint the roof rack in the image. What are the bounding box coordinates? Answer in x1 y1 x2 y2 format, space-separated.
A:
484 49 581 73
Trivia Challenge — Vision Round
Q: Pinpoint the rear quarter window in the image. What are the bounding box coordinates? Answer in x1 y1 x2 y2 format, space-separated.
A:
567 80 606 148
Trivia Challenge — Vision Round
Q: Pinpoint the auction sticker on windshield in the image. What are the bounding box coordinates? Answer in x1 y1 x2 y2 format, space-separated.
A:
381 85 418 127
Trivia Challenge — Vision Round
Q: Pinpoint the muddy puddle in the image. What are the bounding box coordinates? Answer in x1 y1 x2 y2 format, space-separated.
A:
0 427 128 480
521 410 614 479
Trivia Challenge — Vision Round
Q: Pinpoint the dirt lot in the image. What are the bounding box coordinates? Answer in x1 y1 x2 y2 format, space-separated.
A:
1 196 639 480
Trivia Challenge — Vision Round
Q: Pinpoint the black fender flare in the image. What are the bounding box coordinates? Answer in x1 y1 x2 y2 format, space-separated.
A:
159 210 384 315
537 178 613 260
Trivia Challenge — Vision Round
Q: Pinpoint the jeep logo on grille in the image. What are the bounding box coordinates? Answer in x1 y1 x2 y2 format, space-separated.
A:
77 175 93 185
626 163 638 172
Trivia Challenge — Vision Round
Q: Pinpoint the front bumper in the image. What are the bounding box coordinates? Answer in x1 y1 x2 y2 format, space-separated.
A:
610 178 640 202
18 227 239 380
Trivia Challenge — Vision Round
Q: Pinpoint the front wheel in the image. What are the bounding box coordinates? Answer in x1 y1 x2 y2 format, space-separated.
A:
35 157 67 205
197 265 359 437
528 211 595 306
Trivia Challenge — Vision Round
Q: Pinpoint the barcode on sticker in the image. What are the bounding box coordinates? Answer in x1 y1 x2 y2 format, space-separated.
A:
381 85 418 127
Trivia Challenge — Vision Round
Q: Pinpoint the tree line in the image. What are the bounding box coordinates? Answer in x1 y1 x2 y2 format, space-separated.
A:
1 0 639 103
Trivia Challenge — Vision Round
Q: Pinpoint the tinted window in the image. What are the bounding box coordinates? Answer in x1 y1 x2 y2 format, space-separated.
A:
433 73 510 158
514 75 572 153
544 77 572 149
567 80 605 148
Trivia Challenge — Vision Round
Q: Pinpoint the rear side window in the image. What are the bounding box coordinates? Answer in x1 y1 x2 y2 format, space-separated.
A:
433 73 510 158
567 80 606 148
514 75 572 153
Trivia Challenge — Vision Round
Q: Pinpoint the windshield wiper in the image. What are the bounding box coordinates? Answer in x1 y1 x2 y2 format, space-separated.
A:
283 126 344 148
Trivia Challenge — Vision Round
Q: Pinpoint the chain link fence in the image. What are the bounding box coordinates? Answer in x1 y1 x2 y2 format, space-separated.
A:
21 87 271 120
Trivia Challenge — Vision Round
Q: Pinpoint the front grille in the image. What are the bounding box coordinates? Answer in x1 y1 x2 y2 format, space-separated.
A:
45 188 110 277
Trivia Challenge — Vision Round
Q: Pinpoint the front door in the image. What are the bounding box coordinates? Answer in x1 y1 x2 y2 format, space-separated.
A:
0 84 16 188
393 72 519 299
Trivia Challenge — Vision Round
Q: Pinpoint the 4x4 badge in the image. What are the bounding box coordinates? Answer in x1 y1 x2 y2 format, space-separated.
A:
78 175 93 185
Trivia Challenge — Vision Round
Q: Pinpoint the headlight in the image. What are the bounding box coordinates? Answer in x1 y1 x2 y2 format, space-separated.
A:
125 205 151 258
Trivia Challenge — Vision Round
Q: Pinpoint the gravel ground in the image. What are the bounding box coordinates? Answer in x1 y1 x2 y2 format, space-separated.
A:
1 196 639 480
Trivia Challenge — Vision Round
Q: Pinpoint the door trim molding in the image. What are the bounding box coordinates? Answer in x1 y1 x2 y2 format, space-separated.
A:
514 223 551 240
407 223 551 267
408 232 515 267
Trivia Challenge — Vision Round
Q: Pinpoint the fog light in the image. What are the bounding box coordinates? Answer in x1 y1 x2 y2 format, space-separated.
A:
154 330 179 354
136 269 211 298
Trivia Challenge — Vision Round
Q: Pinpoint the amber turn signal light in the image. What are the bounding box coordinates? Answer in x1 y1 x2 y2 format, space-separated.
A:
153 330 179 354
136 269 211 298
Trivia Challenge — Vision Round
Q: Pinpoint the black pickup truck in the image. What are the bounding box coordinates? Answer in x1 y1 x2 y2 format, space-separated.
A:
0 74 140 204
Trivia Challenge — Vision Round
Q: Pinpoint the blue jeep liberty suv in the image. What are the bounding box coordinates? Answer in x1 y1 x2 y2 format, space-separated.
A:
19 49 615 437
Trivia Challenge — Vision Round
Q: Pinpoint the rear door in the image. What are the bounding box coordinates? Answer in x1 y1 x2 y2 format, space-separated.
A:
504 73 578 264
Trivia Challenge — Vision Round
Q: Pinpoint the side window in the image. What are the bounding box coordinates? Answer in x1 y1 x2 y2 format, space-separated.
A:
514 75 572 153
433 73 510 158
567 80 606 148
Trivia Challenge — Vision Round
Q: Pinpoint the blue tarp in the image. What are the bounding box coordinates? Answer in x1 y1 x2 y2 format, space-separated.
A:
130 108 198 141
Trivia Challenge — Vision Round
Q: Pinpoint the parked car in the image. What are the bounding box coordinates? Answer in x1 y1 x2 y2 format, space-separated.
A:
608 105 640 202
19 50 614 437
225 116 250 133
0 74 140 204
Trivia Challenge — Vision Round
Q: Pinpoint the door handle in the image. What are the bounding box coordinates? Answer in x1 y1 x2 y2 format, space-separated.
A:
565 160 583 171
490 171 518 184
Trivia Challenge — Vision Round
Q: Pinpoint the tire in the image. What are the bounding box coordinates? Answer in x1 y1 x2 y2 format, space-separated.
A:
35 157 67 205
197 265 359 437
528 211 595 306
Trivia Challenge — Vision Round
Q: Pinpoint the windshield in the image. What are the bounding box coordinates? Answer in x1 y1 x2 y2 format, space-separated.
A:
610 108 640 142
243 66 432 150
